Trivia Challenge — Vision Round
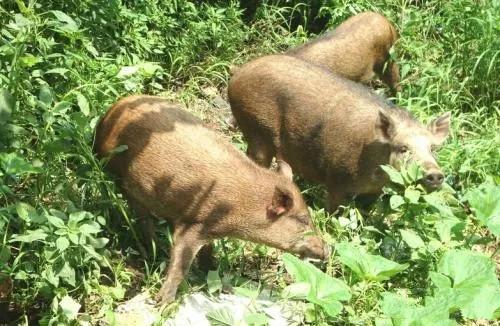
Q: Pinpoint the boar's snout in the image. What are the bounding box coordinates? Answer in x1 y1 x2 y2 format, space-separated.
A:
293 235 329 260
423 169 444 190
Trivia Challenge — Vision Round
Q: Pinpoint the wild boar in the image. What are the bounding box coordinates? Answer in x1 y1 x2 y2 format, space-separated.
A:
287 11 401 93
94 95 328 305
228 55 450 211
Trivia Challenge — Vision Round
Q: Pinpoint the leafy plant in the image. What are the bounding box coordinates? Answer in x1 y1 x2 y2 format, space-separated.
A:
282 253 351 317
336 242 409 282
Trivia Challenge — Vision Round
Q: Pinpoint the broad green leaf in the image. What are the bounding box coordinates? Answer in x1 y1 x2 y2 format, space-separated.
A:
380 292 456 326
282 253 351 317
47 214 66 229
79 221 101 234
16 202 35 221
336 242 408 282
51 10 79 31
9 229 47 243
38 85 53 106
283 282 310 299
45 68 69 76
381 165 404 185
59 295 80 320
0 153 41 176
434 217 465 243
464 182 500 236
75 92 90 116
423 192 455 217
56 237 70 252
432 249 500 320
400 229 425 249
56 262 76 287
207 270 222 294
89 237 109 249
390 195 405 209
244 312 268 326
206 307 236 326
404 188 420 204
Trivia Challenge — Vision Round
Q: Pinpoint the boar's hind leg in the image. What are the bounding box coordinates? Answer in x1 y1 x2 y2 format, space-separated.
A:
155 224 208 305
246 137 275 167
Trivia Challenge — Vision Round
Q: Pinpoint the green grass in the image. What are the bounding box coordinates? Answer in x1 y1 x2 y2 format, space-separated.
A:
0 0 498 324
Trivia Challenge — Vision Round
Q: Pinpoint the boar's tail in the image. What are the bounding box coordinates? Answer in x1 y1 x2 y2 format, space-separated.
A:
389 23 399 45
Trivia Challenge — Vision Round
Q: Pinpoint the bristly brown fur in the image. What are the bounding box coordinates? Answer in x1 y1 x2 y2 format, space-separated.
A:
94 95 327 305
228 55 448 211
287 11 401 93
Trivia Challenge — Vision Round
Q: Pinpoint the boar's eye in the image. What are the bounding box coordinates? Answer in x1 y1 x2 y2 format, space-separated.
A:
398 145 408 154
295 214 310 225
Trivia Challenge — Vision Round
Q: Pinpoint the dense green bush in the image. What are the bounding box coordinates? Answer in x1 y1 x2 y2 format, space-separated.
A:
0 0 498 324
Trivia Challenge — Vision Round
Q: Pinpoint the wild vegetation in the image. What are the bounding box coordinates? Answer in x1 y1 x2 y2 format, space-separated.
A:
0 0 498 324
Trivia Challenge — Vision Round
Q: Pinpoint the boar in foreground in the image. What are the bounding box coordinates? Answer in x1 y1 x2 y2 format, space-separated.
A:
228 55 450 211
94 95 327 305
287 11 401 93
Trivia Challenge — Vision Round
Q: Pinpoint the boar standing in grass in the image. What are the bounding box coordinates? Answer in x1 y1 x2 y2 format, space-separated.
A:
287 11 401 93
228 55 450 211
94 95 328 305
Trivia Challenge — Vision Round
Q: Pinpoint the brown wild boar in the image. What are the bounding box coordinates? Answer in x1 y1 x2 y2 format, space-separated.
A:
228 55 450 211
287 11 401 93
94 95 328 305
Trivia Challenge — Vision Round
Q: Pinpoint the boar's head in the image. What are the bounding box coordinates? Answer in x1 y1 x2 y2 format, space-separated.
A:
376 109 451 190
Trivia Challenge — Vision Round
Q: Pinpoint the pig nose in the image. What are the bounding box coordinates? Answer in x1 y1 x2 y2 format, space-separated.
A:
424 171 444 189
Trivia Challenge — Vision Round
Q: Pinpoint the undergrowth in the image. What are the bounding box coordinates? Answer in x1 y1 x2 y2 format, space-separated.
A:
0 0 498 324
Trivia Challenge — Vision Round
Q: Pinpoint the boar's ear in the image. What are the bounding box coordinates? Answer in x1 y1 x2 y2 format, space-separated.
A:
375 110 396 142
428 112 451 145
267 187 294 218
276 160 293 181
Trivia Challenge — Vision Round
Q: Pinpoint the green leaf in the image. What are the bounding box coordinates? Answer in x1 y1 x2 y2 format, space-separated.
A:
56 237 70 252
89 237 109 249
0 244 11 264
432 249 500 320
75 92 90 116
1 153 41 176
45 68 69 77
464 182 500 236
206 307 235 326
59 295 80 320
400 229 425 249
50 10 79 32
0 88 14 122
404 188 420 204
389 195 405 209
282 253 351 317
381 165 405 185
434 217 465 243
244 312 268 326
79 221 101 234
380 292 456 326
207 270 222 294
47 214 66 229
9 229 47 243
423 192 455 218
336 242 408 282
38 86 53 106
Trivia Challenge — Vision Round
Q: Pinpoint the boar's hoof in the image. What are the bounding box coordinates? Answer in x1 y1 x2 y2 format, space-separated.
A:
155 287 176 307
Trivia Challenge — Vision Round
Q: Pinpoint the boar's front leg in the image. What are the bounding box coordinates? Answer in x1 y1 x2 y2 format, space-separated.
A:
246 137 275 167
381 60 401 94
326 190 347 214
155 223 208 305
